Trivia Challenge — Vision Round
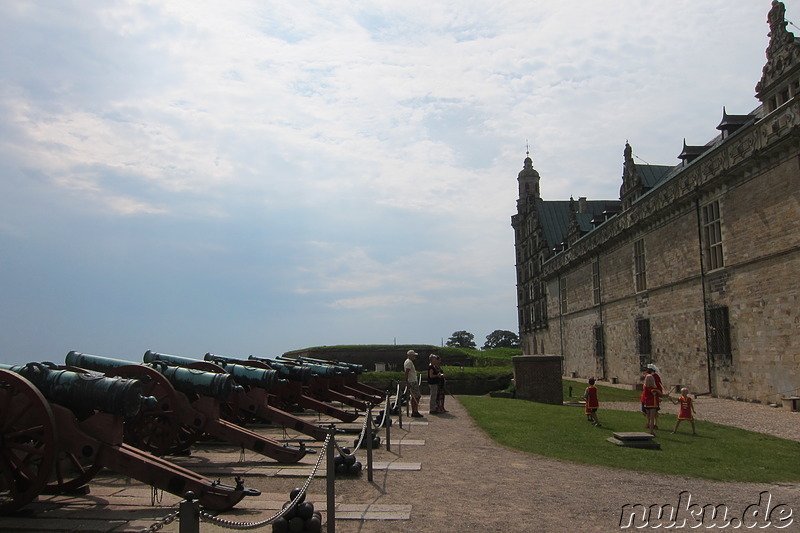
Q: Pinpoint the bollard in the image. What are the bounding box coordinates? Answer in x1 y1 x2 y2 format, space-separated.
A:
179 492 200 533
398 390 403 429
326 426 336 533
365 404 373 482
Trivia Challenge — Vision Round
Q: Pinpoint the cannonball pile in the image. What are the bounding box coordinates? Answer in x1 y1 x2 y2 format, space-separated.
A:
271 488 322 533
374 409 392 427
334 447 363 476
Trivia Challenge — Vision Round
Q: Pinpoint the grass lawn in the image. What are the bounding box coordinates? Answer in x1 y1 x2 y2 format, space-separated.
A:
459 395 800 483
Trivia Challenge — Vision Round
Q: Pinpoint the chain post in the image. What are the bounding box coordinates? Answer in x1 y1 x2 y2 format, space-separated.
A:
398 384 404 429
326 425 336 533
365 403 374 482
385 391 391 452
178 492 199 533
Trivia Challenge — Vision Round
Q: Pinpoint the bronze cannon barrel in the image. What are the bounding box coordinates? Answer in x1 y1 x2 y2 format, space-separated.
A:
281 356 363 375
66 351 235 400
1 361 144 418
201 353 281 391
246 355 316 384
146 351 281 392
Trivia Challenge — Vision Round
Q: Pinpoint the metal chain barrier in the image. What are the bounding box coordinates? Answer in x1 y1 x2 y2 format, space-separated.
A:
139 507 180 533
391 383 403 411
197 431 332 530
335 409 369 456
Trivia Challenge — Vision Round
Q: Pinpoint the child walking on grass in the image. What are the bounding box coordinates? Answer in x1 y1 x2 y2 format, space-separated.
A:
670 387 697 435
584 378 601 427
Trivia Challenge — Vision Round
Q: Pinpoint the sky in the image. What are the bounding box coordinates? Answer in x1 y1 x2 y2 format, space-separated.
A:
0 1 792 366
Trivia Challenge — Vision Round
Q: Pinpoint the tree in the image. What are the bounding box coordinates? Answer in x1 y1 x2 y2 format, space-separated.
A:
446 330 476 349
483 330 520 350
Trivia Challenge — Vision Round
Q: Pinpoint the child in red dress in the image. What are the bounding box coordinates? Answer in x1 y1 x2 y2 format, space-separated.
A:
670 387 697 435
641 373 662 435
583 378 601 427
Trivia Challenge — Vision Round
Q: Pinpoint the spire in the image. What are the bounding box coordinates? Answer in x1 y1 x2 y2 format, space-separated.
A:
518 146 540 200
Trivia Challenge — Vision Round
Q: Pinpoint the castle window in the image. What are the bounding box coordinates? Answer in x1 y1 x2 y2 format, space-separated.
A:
559 277 567 314
594 325 605 359
634 239 647 292
636 318 652 368
702 200 724 271
708 306 732 359
592 258 601 305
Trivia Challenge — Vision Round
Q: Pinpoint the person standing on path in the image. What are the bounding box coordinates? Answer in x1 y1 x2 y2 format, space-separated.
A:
404 350 423 417
428 354 445 414
436 355 448 413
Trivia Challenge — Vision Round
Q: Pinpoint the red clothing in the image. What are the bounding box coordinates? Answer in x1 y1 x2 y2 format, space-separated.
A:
643 372 664 392
653 373 663 393
641 383 660 409
584 386 599 413
677 395 694 420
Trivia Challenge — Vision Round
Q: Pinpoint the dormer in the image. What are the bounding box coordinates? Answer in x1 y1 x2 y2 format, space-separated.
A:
716 107 753 139
678 139 711 166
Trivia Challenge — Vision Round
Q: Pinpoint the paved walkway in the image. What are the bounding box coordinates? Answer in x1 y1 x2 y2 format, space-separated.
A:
604 395 800 442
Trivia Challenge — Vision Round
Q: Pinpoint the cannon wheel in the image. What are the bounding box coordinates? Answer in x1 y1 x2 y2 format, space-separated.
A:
103 365 201 456
0 369 57 514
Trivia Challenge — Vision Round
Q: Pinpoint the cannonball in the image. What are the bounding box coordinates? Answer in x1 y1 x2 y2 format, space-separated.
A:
297 501 315 520
271 517 289 533
282 501 298 520
289 487 305 504
305 515 322 533
288 516 305 533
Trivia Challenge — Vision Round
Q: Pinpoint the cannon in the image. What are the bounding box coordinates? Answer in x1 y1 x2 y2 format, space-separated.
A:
250 355 382 407
247 355 372 411
65 352 308 463
287 356 385 398
0 363 258 514
280 355 384 402
204 353 360 423
142 351 328 441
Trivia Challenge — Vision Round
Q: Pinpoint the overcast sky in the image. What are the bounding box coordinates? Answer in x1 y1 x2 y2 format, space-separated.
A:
0 1 791 366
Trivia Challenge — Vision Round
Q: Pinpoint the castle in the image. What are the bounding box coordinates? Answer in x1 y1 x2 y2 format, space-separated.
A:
511 1 799 404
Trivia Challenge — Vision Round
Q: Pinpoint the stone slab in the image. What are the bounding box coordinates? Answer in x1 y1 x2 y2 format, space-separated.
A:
612 432 657 441
607 437 661 449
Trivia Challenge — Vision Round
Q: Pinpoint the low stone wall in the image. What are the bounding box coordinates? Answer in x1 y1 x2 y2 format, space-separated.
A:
285 347 473 371
360 377 512 396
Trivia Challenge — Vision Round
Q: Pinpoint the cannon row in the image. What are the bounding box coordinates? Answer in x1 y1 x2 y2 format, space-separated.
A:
0 350 384 515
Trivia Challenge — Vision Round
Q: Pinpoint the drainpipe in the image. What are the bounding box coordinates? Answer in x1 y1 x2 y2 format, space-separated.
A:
558 274 565 375
694 189 713 396
596 255 607 380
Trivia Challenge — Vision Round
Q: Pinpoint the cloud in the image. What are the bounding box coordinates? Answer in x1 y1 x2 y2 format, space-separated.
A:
0 0 788 364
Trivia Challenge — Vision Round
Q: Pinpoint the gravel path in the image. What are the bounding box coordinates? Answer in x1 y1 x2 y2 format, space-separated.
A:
604 396 800 442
